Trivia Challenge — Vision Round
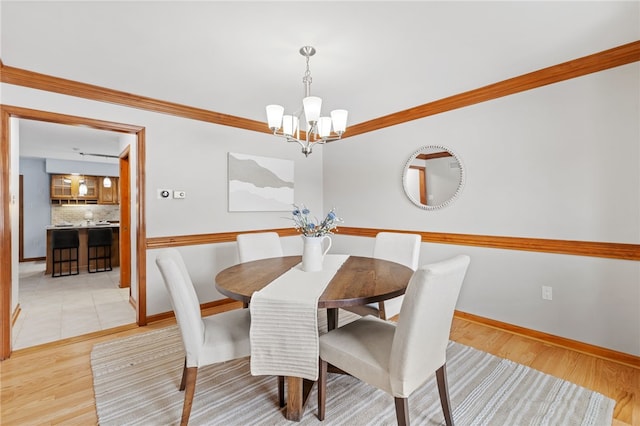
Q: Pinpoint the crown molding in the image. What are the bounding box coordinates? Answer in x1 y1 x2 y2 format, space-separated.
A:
0 61 269 133
1 41 638 135
347 40 640 137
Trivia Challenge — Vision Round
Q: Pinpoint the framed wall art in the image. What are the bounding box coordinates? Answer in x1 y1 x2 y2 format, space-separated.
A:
228 152 294 212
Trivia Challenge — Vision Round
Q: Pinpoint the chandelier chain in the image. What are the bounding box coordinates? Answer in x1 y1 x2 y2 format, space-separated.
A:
302 54 312 97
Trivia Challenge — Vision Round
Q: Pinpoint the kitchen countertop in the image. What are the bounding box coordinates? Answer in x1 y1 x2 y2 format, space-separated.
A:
46 223 120 230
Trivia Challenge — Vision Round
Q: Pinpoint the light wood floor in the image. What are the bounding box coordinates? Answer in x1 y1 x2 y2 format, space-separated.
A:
1 304 637 425
449 317 638 426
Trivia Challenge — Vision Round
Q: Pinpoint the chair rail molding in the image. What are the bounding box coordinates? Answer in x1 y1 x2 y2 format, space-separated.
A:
146 227 639 261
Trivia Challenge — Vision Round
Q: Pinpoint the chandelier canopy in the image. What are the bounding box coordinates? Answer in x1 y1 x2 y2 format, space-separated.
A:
266 46 348 157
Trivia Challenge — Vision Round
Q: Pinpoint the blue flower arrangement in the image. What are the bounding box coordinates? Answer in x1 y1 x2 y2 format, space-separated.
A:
291 204 342 237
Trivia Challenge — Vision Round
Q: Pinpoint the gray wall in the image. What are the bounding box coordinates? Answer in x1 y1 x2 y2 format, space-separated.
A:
19 158 50 258
324 63 640 356
3 82 324 322
3 58 639 357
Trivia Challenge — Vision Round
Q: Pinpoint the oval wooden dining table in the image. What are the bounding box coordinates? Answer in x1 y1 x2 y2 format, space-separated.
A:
215 255 414 422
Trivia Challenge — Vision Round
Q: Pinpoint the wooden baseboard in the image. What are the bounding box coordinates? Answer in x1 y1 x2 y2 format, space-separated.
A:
19 257 46 263
146 298 242 324
455 310 639 369
201 299 245 315
146 310 175 324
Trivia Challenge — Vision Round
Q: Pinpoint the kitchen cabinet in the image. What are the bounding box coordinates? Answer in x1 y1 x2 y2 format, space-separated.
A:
51 174 120 205
50 174 74 199
98 177 119 204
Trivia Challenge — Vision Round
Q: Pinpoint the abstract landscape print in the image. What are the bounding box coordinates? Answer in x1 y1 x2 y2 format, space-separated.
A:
228 152 294 211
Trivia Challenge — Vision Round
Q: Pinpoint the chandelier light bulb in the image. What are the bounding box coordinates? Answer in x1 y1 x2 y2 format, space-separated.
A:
282 115 299 136
317 117 332 138
302 96 322 124
331 110 348 135
266 104 284 131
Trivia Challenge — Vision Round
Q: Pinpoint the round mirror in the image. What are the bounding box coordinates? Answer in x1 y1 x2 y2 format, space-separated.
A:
402 145 465 210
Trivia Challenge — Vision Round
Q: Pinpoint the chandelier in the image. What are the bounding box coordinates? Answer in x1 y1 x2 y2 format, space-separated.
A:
266 46 348 157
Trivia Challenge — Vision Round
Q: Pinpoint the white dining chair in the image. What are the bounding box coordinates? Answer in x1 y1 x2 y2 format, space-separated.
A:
347 232 421 320
156 248 283 425
318 255 470 426
236 232 284 263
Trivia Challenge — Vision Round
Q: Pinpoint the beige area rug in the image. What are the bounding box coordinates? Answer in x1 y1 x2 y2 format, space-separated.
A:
91 311 615 425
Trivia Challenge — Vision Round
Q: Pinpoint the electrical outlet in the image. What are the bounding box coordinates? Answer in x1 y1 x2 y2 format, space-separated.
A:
542 286 553 301
157 189 171 199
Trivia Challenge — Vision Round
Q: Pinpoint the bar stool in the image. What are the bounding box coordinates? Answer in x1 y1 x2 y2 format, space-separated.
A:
88 228 113 273
51 229 80 277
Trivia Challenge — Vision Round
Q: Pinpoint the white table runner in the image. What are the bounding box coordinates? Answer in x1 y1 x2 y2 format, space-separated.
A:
249 255 349 380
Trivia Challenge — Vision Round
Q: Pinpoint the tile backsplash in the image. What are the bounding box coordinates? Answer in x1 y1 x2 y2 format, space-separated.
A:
51 205 120 225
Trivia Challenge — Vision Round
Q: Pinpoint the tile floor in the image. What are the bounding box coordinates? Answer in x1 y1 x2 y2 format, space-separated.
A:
13 260 136 350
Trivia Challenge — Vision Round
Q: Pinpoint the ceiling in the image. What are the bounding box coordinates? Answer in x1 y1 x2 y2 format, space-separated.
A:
17 119 122 163
2 1 638 161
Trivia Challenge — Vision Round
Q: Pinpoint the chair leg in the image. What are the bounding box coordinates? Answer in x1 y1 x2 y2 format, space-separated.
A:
378 301 387 320
278 376 285 407
436 364 454 426
394 397 409 426
179 358 188 391
317 359 328 420
180 367 198 426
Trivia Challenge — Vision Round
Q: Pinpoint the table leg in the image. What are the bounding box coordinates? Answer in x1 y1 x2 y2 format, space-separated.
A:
286 376 303 421
285 376 315 421
327 308 338 331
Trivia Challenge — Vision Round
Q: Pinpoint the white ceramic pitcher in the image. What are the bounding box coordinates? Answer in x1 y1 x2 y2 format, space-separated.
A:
301 235 332 272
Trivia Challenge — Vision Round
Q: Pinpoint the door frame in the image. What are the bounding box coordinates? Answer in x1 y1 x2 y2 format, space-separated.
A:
119 147 132 289
0 105 147 359
18 174 24 262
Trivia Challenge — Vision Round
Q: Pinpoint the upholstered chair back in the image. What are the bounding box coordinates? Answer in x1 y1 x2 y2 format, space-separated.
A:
237 232 284 263
156 248 205 366
389 255 470 397
361 232 422 319
373 232 421 270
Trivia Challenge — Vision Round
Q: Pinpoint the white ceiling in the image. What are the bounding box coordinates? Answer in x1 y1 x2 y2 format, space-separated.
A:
18 119 122 163
2 1 638 160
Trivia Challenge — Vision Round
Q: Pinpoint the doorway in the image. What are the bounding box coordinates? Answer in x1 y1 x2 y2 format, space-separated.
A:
0 105 147 359
15 129 132 349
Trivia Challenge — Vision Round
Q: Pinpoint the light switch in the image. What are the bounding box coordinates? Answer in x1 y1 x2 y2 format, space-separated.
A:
173 190 186 199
